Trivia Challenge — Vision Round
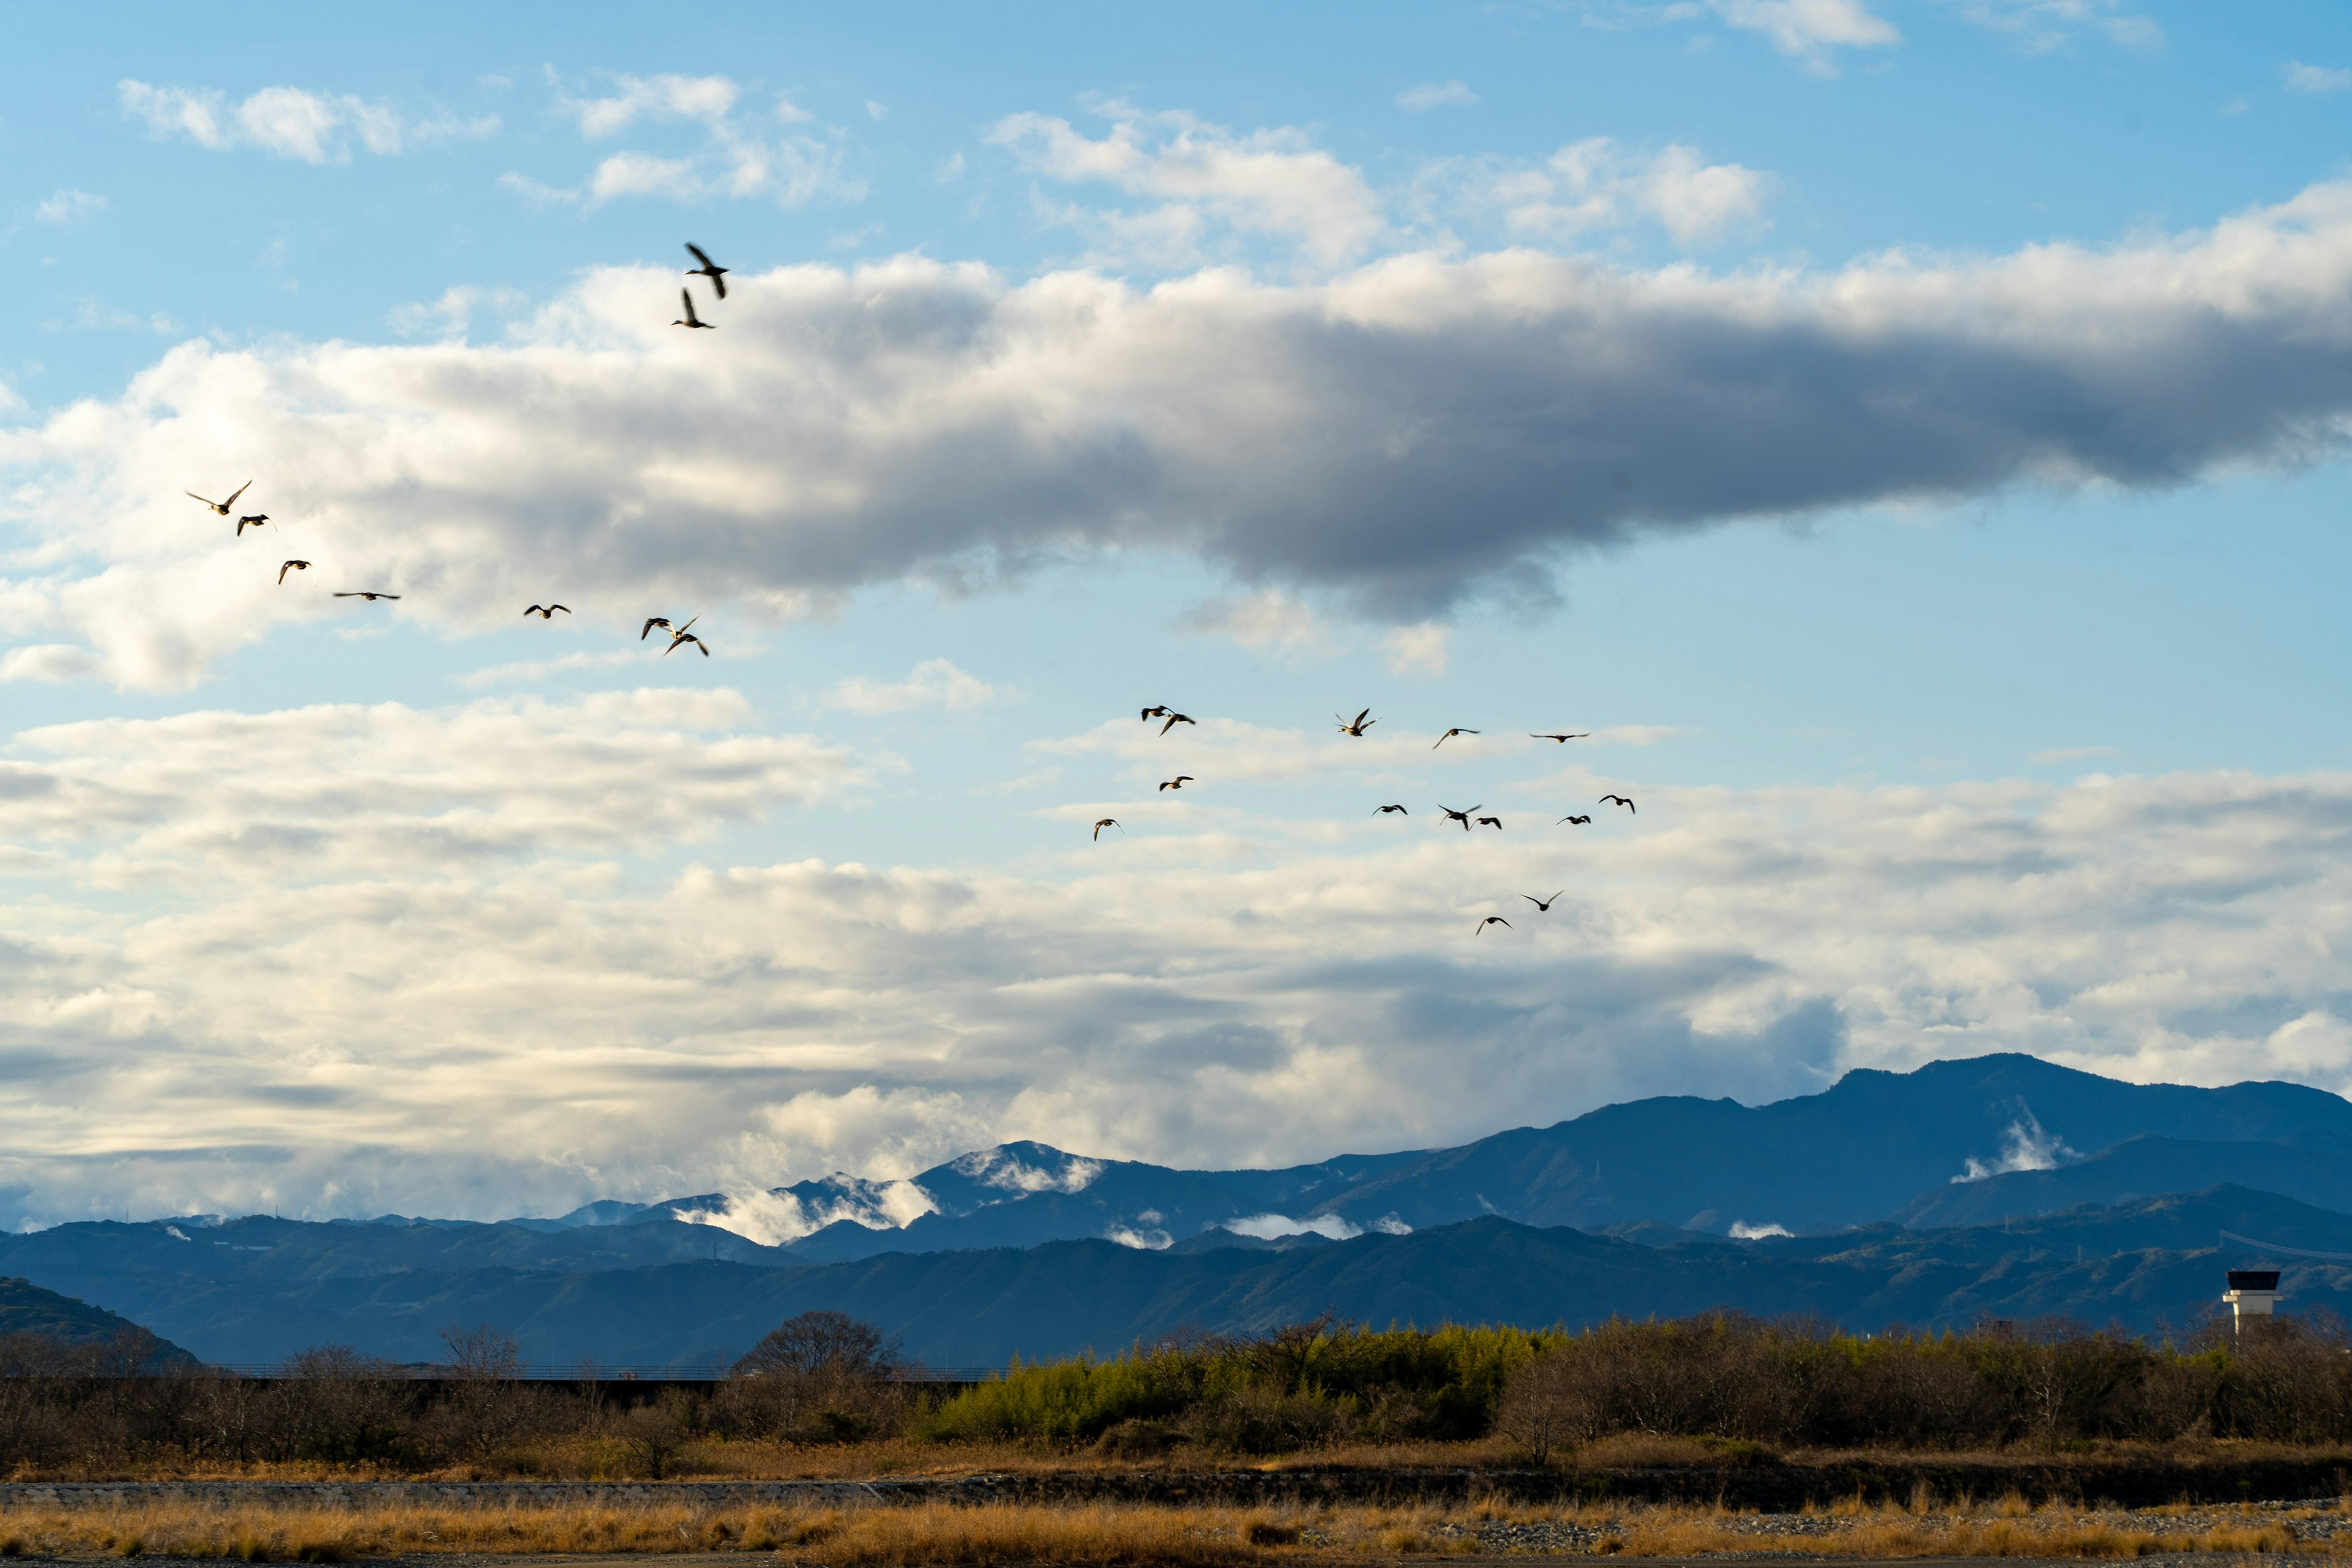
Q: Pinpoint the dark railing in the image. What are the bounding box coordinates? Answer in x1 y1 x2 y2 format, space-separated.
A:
200 1364 1000 1384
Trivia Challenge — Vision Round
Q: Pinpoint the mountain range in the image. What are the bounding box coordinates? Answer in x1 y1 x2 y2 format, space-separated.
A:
10 1054 2352 1366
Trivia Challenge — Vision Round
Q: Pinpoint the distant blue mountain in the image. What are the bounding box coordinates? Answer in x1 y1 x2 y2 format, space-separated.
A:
520 1053 2352 1258
8 1054 2352 1365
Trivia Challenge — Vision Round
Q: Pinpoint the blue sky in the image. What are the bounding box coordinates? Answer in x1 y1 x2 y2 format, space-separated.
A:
6 0 2352 1231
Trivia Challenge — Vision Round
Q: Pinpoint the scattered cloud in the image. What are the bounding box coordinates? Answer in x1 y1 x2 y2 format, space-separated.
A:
1939 1 2162 54
18 178 2352 686
1383 624 1450 677
556 72 737 137
1713 0 1899 74
388 284 531 341
988 101 1384 268
118 80 497 163
1178 591 1343 662
0 749 2348 1226
2283 61 2352 96
454 649 639 688
1398 80 1479 111
1434 137 1773 245
0 687 865 884
530 70 864 210
823 659 1000 714
34 190 105 226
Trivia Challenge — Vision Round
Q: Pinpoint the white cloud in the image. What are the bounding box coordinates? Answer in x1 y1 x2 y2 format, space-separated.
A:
1941 1 2162 54
454 649 639 688
18 178 2352 686
118 80 497 163
1730 1221 1792 1238
1398 80 1479 111
1713 0 1898 72
5 746 2352 1227
1227 1211 1363 1240
1384 624 1450 677
537 70 862 211
1439 137 1773 245
34 190 105 225
2284 61 2352 96
0 687 866 885
1178 591 1343 662
1953 1109 2079 1182
557 72 739 137
822 658 1000 714
989 102 1384 268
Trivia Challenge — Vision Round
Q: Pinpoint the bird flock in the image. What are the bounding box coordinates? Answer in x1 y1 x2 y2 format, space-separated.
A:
187 246 740 657
191 240 1641 937
1107 704 1642 935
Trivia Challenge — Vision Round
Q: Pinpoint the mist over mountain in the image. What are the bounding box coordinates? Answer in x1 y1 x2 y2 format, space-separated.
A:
12 1055 2352 1366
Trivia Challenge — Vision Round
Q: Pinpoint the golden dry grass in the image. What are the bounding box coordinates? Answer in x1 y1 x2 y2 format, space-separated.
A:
0 1493 2341 1562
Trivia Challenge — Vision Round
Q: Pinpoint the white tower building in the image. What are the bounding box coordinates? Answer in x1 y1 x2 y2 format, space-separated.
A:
2223 1268 2282 1333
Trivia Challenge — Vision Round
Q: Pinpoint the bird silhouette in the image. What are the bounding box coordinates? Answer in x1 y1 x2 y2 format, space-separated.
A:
1476 816 1502 830
334 591 400 602
186 481 251 516
1158 777 1194 791
235 514 270 537
641 617 674 641
662 618 706 656
1159 712 1195 736
1093 818 1121 840
524 605 571 619
1374 804 1409 815
1601 794 1637 813
1433 728 1479 748
277 560 310 584
672 289 714 330
1336 708 1378 737
684 243 729 300
1558 813 1593 826
1140 705 1170 721
1438 804 1480 832
1532 732 1592 743
1524 891 1564 911
1476 916 1511 934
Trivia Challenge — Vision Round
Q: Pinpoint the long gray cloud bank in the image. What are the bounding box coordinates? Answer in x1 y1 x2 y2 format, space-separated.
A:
10 178 2352 685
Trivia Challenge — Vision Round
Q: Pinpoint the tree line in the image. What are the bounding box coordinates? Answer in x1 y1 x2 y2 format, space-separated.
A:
0 1310 2347 1472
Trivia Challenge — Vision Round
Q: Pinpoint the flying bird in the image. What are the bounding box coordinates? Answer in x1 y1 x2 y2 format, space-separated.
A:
662 618 707 656
1476 816 1502 830
1159 712 1195 736
1524 891 1564 912
1558 814 1593 826
1374 804 1409 815
672 289 714 330
277 560 309 584
1532 732 1593 743
186 481 252 516
1601 794 1637 813
684 243 729 300
1433 728 1480 748
1140 705 1170 721
334 591 400 601
1476 916 1511 934
235 514 270 537
524 604 571 619
1093 818 1121 840
1336 708 1378 737
641 617 674 641
1438 804 1480 832
1158 777 1194 792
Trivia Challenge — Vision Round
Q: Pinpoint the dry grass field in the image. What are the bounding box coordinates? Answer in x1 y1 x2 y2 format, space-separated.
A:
0 1490 2342 1562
